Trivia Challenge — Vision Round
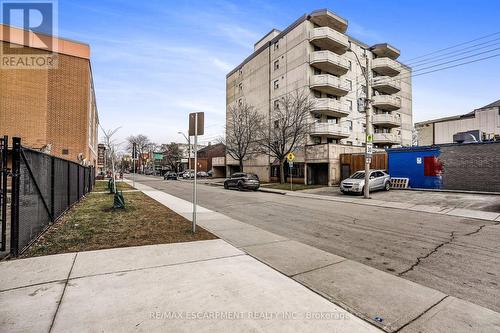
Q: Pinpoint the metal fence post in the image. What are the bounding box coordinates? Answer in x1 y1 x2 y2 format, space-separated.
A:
50 156 55 222
10 137 21 257
0 136 7 252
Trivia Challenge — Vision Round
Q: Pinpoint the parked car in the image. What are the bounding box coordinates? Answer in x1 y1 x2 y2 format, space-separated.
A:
197 171 208 178
207 169 214 177
96 171 105 180
182 170 195 179
224 173 260 191
340 170 391 194
164 171 177 180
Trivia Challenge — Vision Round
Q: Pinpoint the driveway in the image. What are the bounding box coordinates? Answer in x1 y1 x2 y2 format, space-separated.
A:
302 186 500 212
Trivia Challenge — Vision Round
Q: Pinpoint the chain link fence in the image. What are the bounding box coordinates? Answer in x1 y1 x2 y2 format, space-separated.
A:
8 137 94 256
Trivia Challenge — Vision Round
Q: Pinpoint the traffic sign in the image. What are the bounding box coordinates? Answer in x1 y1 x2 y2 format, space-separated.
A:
287 152 295 161
366 134 373 143
366 142 373 157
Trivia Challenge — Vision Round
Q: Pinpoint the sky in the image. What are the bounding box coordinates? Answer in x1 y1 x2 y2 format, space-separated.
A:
4 0 500 146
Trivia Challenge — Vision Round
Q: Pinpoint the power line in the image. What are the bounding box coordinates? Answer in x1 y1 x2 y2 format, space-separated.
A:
400 31 500 62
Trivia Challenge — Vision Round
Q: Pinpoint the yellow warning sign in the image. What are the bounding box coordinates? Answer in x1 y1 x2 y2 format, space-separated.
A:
287 152 295 161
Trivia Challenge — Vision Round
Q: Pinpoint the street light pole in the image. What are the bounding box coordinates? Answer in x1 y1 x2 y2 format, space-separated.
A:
178 131 191 170
349 49 373 199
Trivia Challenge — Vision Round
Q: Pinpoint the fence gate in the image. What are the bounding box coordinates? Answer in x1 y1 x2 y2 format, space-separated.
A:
0 136 7 252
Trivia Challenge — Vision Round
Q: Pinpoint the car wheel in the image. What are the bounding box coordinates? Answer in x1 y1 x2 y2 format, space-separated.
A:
237 182 244 191
385 181 391 191
224 182 229 190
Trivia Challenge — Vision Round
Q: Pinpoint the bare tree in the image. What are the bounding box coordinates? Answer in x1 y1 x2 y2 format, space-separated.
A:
163 142 182 172
126 134 150 173
224 100 264 171
101 126 121 192
259 90 313 183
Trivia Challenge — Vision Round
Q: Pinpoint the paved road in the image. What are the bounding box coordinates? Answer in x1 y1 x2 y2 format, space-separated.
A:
131 175 500 313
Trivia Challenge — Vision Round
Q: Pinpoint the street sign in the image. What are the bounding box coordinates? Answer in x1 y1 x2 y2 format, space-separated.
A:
132 142 137 160
189 112 205 136
289 161 293 167
366 142 373 157
287 152 295 161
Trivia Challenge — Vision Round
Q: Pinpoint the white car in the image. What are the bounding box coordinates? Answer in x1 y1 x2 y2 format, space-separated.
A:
340 170 391 194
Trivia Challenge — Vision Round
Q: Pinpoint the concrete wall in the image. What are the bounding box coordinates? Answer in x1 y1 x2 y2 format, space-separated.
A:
439 142 500 192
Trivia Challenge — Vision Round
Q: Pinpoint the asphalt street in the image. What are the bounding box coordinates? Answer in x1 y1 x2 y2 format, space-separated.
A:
130 175 500 313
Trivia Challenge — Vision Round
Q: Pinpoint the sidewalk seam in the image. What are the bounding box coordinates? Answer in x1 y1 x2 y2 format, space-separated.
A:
48 252 78 333
394 295 448 333
290 259 347 278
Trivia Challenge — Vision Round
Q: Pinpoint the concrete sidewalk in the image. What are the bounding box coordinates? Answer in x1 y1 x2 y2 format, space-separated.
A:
131 179 500 333
0 240 380 333
258 187 500 222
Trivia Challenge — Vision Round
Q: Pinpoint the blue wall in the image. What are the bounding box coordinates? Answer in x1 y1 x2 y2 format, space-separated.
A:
386 147 442 189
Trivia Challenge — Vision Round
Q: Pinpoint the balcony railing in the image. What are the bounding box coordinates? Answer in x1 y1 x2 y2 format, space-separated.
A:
310 50 349 76
372 95 401 111
310 27 349 55
372 76 401 94
372 58 401 77
373 132 401 144
311 98 350 117
310 122 351 138
310 74 350 96
372 113 401 127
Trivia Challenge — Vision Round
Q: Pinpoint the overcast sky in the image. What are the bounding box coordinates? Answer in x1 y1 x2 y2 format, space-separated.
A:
10 0 500 146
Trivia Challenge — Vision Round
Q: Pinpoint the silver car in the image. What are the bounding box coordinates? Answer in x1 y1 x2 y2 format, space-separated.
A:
340 169 391 194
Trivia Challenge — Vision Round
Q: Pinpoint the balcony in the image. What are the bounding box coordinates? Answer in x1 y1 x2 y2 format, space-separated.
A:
305 143 329 162
370 43 401 60
309 9 348 33
372 95 401 111
373 132 401 145
310 122 351 138
372 58 401 77
310 74 350 96
310 50 349 76
310 27 349 55
372 113 401 128
311 98 350 117
372 76 401 94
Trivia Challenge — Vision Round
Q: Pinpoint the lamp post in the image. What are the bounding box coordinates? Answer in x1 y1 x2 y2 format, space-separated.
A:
349 48 373 199
178 131 191 170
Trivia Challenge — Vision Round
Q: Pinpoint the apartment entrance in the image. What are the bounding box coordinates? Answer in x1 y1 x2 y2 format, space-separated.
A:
307 163 329 185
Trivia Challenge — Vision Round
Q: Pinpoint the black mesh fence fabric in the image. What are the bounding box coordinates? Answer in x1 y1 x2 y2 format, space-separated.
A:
13 147 93 254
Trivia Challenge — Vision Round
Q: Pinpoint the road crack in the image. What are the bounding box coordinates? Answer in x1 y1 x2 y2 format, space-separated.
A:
399 231 456 276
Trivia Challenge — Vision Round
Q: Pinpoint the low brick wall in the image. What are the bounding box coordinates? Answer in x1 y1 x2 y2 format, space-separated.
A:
439 142 500 192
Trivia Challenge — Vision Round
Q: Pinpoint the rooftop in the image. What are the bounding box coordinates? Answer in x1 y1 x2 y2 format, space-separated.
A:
415 99 500 126
0 24 90 59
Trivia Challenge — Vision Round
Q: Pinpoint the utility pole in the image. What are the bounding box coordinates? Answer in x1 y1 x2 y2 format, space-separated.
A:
178 131 191 171
364 55 373 199
349 48 373 199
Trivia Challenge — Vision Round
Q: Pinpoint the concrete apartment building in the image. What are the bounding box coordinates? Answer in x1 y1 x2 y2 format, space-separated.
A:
226 9 412 185
416 100 500 145
0 24 99 167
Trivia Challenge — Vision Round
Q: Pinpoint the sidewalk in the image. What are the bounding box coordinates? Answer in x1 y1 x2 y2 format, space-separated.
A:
0 240 381 333
131 179 500 332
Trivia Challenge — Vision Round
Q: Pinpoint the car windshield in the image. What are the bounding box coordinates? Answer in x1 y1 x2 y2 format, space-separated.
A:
350 171 365 179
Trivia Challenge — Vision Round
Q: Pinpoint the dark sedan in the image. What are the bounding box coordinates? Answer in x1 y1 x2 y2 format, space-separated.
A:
224 172 260 191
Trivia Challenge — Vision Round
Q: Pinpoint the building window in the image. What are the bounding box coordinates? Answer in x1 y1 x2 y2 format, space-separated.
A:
314 68 321 75
273 80 279 89
238 98 242 106
361 85 367 96
348 60 352 70
314 91 321 98
274 60 279 70
313 137 321 144
274 41 279 50
274 100 280 110
274 120 279 128
62 149 69 155
346 141 353 145
346 120 353 130
347 100 353 111
346 79 352 91
327 116 337 124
